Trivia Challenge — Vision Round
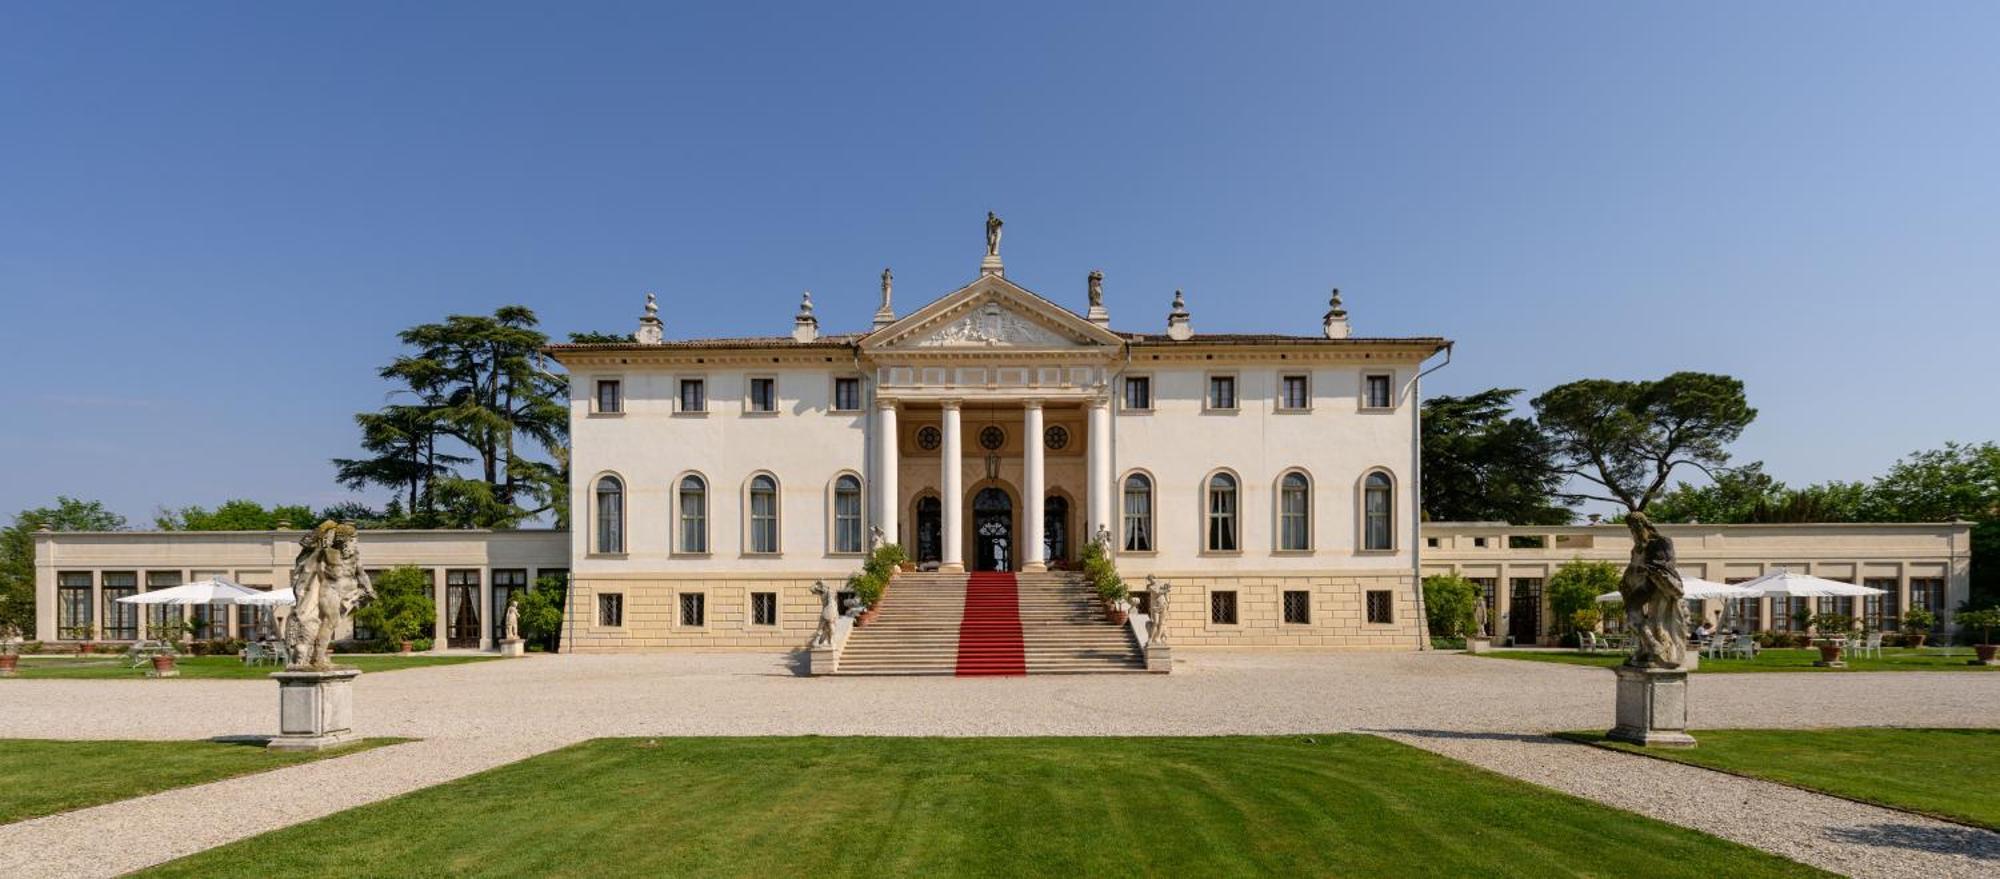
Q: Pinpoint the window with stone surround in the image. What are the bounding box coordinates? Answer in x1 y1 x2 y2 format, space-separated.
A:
1278 471 1311 551
57 571 92 639
1365 590 1393 624
101 571 138 640
1210 590 1238 625
1862 578 1899 632
594 379 622 414
1362 471 1394 551
832 377 862 412
748 377 778 413
751 592 778 627
597 593 624 627
680 592 706 627
1282 590 1311 625
747 474 781 554
1206 472 1239 553
678 378 707 413
1122 473 1154 552
594 475 625 554
1363 373 1393 409
678 474 708 554
1206 374 1238 411
832 474 864 554
1279 374 1310 411
1123 375 1152 411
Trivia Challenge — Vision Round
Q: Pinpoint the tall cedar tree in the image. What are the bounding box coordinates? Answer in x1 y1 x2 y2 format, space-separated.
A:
1420 389 1571 525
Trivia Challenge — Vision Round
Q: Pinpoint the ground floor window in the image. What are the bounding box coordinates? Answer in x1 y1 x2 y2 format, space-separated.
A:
597 593 624 627
1365 590 1394 624
1908 578 1947 629
1282 590 1311 625
751 592 778 627
1862 578 1899 632
493 569 529 643
101 571 137 640
1508 578 1542 644
1209 590 1238 625
680 592 706 627
58 572 92 639
146 571 182 632
446 569 481 648
1773 597 1809 632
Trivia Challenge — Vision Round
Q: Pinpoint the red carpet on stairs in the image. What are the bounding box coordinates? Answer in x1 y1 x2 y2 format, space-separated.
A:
956 572 1027 676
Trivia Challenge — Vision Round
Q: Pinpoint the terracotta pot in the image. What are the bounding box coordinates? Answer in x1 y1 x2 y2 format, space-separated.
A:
1107 609 1128 626
400 640 414 655
150 654 177 673
1906 633 1927 649
1816 644 1843 664
1976 644 1998 663
77 643 93 655
0 654 18 674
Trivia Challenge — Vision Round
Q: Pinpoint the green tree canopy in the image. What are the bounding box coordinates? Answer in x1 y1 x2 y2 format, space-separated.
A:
1647 462 1870 525
1 498 126 634
352 566 436 645
154 499 317 531
1421 389 1570 525
1531 372 1757 513
1421 574 1480 640
1548 559 1620 637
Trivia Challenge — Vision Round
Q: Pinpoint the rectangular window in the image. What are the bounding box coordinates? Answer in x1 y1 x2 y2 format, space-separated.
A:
1909 578 1947 629
1123 376 1152 411
833 480 864 554
1282 590 1311 625
1472 537 1489 548
1209 590 1238 625
58 571 92 639
145 571 183 632
1364 374 1393 409
751 592 778 627
680 592 706 627
1426 537 1440 548
492 569 529 643
597 593 624 627
1862 578 1898 632
749 377 777 413
595 379 622 414
833 377 862 412
1207 375 1237 410
678 378 707 413
1279 375 1309 410
1365 590 1394 624
1508 535 1547 549
190 570 227 639
101 571 138 640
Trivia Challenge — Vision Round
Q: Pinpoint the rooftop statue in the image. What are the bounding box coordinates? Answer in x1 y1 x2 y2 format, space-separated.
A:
283 522 373 671
1087 270 1104 309
985 211 1003 257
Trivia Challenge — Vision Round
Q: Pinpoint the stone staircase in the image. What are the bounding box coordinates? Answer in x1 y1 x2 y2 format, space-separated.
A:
837 571 1145 676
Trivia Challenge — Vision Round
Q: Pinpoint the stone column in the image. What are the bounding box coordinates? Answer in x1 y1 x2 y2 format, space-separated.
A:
1021 400 1047 573
1085 398 1112 544
876 399 900 546
940 399 965 573
478 566 494 651
432 566 449 648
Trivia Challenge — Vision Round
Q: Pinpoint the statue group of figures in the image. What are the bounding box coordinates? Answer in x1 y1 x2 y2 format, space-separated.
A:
1621 512 1689 668
283 522 374 671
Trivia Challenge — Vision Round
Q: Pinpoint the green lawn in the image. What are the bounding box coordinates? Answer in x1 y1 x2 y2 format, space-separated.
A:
1480 647 1996 673
6 654 499 680
141 736 1825 878
0 738 405 824
1564 728 2000 831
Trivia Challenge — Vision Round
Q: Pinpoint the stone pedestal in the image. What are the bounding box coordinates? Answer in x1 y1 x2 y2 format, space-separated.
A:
269 668 361 752
498 639 525 657
1466 637 1493 655
1607 665 1696 748
1145 642 1173 673
809 645 839 675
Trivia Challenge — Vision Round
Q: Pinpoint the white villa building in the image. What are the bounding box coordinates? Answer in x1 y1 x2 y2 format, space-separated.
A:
24 230 1976 667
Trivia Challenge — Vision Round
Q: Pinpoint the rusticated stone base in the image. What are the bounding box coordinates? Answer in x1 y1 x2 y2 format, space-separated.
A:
1607 665 1697 748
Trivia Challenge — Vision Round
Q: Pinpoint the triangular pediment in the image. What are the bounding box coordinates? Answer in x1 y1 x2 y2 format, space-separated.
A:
862 274 1123 352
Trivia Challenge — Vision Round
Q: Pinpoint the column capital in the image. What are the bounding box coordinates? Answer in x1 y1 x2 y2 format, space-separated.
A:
1085 397 1111 411
939 398 964 411
1021 398 1043 411
875 397 901 411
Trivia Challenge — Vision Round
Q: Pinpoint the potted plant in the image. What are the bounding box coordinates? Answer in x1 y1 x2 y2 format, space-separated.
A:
0 622 21 677
1902 608 1937 649
1807 612 1854 665
148 618 190 677
1078 540 1127 623
1956 608 2000 666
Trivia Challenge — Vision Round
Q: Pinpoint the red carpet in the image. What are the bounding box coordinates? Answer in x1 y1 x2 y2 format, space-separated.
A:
956 572 1026 676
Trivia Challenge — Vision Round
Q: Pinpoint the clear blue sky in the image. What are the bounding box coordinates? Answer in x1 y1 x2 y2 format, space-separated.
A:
4 2 1996 524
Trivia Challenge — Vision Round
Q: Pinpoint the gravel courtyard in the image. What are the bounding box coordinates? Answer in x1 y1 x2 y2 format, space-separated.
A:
2 651 1996 878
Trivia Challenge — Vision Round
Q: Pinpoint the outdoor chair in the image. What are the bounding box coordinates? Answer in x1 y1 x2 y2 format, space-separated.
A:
1578 631 1599 653
1853 632 1884 659
242 642 272 666
1727 633 1759 660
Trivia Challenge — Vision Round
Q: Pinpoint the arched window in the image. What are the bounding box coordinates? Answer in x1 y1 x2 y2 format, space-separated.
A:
1363 471 1394 551
594 475 624 554
677 475 707 554
1122 474 1153 552
1206 472 1239 552
1279 471 1311 551
833 474 864 554
748 474 780 554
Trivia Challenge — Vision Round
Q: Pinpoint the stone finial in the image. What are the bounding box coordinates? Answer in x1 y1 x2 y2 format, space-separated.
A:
636 293 665 345
1322 287 1350 340
35 522 52 533
873 267 896 329
1166 289 1194 341
275 519 292 530
1086 270 1109 326
792 291 820 343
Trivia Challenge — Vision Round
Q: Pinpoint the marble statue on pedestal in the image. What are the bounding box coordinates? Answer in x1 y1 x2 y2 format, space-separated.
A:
811 580 839 648
282 522 372 671
1145 575 1171 646
504 599 521 642
1621 512 1687 669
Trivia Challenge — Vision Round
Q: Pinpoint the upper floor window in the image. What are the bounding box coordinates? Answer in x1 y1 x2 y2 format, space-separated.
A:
679 378 707 413
833 475 864 554
1124 376 1152 411
1279 375 1310 411
677 475 708 554
833 377 862 412
749 377 778 413
1122 473 1154 553
748 474 780 554
1206 472 1239 552
1207 375 1237 411
1364 374 1393 410
595 475 625 554
595 379 622 414
1279 471 1311 551
1363 471 1394 551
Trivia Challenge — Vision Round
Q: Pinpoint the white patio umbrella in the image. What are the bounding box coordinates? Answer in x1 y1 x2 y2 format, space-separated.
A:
1594 576 1748 603
115 577 266 606
1732 569 1887 598
234 587 297 606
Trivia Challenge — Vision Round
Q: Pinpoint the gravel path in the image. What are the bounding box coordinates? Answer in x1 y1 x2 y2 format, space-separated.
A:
1382 731 2000 879
0 651 1994 877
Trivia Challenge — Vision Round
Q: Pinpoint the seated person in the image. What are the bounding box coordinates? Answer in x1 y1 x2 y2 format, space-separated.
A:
1692 621 1715 642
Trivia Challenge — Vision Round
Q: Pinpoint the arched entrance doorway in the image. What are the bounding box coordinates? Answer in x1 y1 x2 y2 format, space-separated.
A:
914 495 942 565
973 486 1013 572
